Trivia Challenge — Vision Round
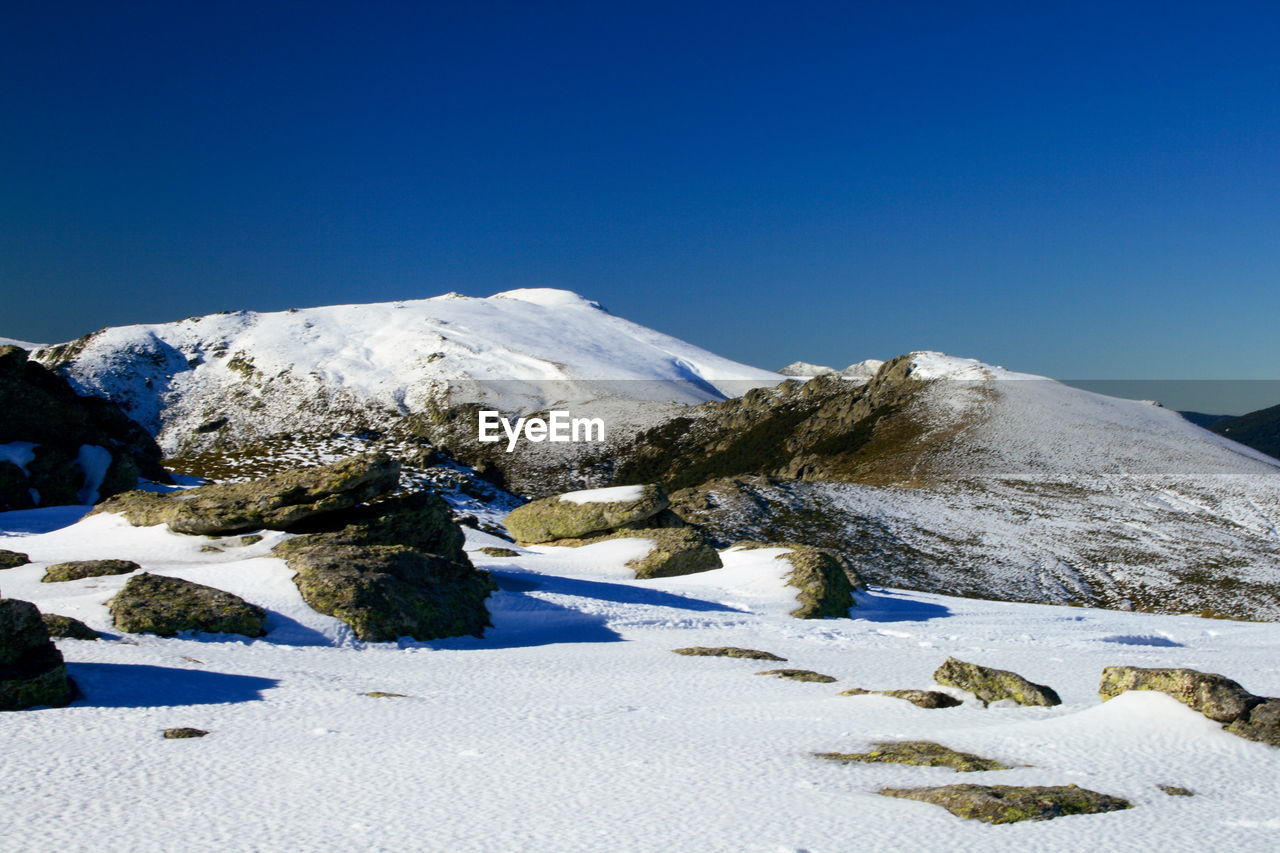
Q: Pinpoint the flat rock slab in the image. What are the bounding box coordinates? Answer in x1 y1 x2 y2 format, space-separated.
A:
42 559 140 583
817 740 1009 772
109 573 267 638
673 646 787 661
756 668 837 683
840 687 962 708
934 657 1061 707
880 784 1131 824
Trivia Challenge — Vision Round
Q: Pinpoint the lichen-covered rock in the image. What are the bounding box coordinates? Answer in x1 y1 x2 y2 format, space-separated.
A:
1098 666 1259 723
879 784 1130 824
934 657 1061 707
0 549 30 570
1225 697 1280 746
273 492 494 643
817 741 1008 771
1 598 75 710
1158 785 1195 797
476 546 519 558
503 484 669 543
41 614 98 640
163 727 209 739
673 646 787 661
623 527 723 579
42 559 139 583
95 454 401 535
109 573 267 637
840 687 962 709
756 668 837 683
732 542 861 619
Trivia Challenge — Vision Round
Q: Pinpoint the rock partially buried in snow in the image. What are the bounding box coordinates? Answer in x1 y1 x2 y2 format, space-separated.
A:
1098 665 1280 747
839 687 962 709
816 741 1009 772
933 657 1061 707
475 546 519 558
733 542 861 619
42 559 140 583
0 550 30 570
620 527 722 579
273 492 495 643
756 668 837 683
0 598 75 710
41 614 98 640
879 784 1130 824
503 484 669 543
95 453 401 535
673 646 787 661
163 727 209 739
109 573 267 638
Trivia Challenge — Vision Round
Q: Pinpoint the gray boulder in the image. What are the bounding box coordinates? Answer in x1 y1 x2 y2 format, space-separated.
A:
1 598 75 710
503 484 669 543
0 550 30 570
734 542 861 618
95 454 401 536
109 573 267 637
934 657 1061 707
43 559 140 583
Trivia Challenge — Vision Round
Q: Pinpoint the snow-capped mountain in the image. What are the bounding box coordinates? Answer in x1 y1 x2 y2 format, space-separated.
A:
777 359 885 379
34 289 782 456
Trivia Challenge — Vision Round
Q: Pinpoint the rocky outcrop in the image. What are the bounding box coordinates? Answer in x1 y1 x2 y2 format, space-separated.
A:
0 550 30 570
879 784 1130 824
673 646 786 661
1099 666 1280 747
503 485 670 543
273 492 495 642
839 687 962 709
817 741 1008 772
41 614 98 640
42 559 140 583
96 454 401 535
109 574 267 637
933 657 1061 707
0 345 168 510
756 668 837 683
1 598 75 710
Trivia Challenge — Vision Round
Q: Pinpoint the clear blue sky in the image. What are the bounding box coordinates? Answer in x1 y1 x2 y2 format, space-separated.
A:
3 1 1278 391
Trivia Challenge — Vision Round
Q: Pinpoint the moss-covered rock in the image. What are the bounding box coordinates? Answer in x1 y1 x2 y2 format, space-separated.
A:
0 549 30 570
163 727 209 739
476 546 519 558
361 691 408 698
623 527 723 578
109 573 267 637
95 454 401 535
817 741 1008 771
1098 666 1258 723
839 687 962 709
42 559 140 583
933 657 1061 707
673 646 786 661
1 598 75 710
879 784 1130 824
503 484 669 543
273 492 494 643
756 668 837 683
732 541 861 618
1158 785 1194 797
41 614 98 640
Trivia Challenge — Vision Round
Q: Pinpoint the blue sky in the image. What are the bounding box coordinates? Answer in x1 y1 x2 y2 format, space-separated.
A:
2 1 1277 394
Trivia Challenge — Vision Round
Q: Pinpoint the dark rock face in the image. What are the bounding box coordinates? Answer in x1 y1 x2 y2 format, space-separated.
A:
503 484 670 543
96 454 402 535
0 550 30 570
1099 666 1280 747
879 784 1131 824
817 741 1008 772
839 687 962 709
0 346 168 510
673 646 787 661
273 492 495 643
933 657 1061 707
42 559 140 583
41 614 99 640
0 598 75 710
109 573 267 637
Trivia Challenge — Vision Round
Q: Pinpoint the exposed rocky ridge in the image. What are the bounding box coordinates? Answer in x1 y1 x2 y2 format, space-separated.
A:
1 598 75 710
0 346 168 511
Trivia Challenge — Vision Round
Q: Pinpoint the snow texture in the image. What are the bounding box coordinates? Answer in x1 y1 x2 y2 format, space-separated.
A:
558 485 646 504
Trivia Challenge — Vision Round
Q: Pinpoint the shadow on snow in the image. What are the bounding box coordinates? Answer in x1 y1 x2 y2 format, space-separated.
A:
852 588 952 623
67 663 278 707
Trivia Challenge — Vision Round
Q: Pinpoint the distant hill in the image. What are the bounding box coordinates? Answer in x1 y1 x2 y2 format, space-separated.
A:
1179 411 1233 429
1209 403 1280 461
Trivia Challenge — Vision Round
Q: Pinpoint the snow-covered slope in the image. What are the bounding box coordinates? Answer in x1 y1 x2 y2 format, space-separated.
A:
4 505 1280 852
0 336 45 350
36 289 782 455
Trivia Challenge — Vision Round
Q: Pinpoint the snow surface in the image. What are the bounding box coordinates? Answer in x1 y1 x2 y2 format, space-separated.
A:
0 336 44 350
4 507 1280 852
558 485 646 504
